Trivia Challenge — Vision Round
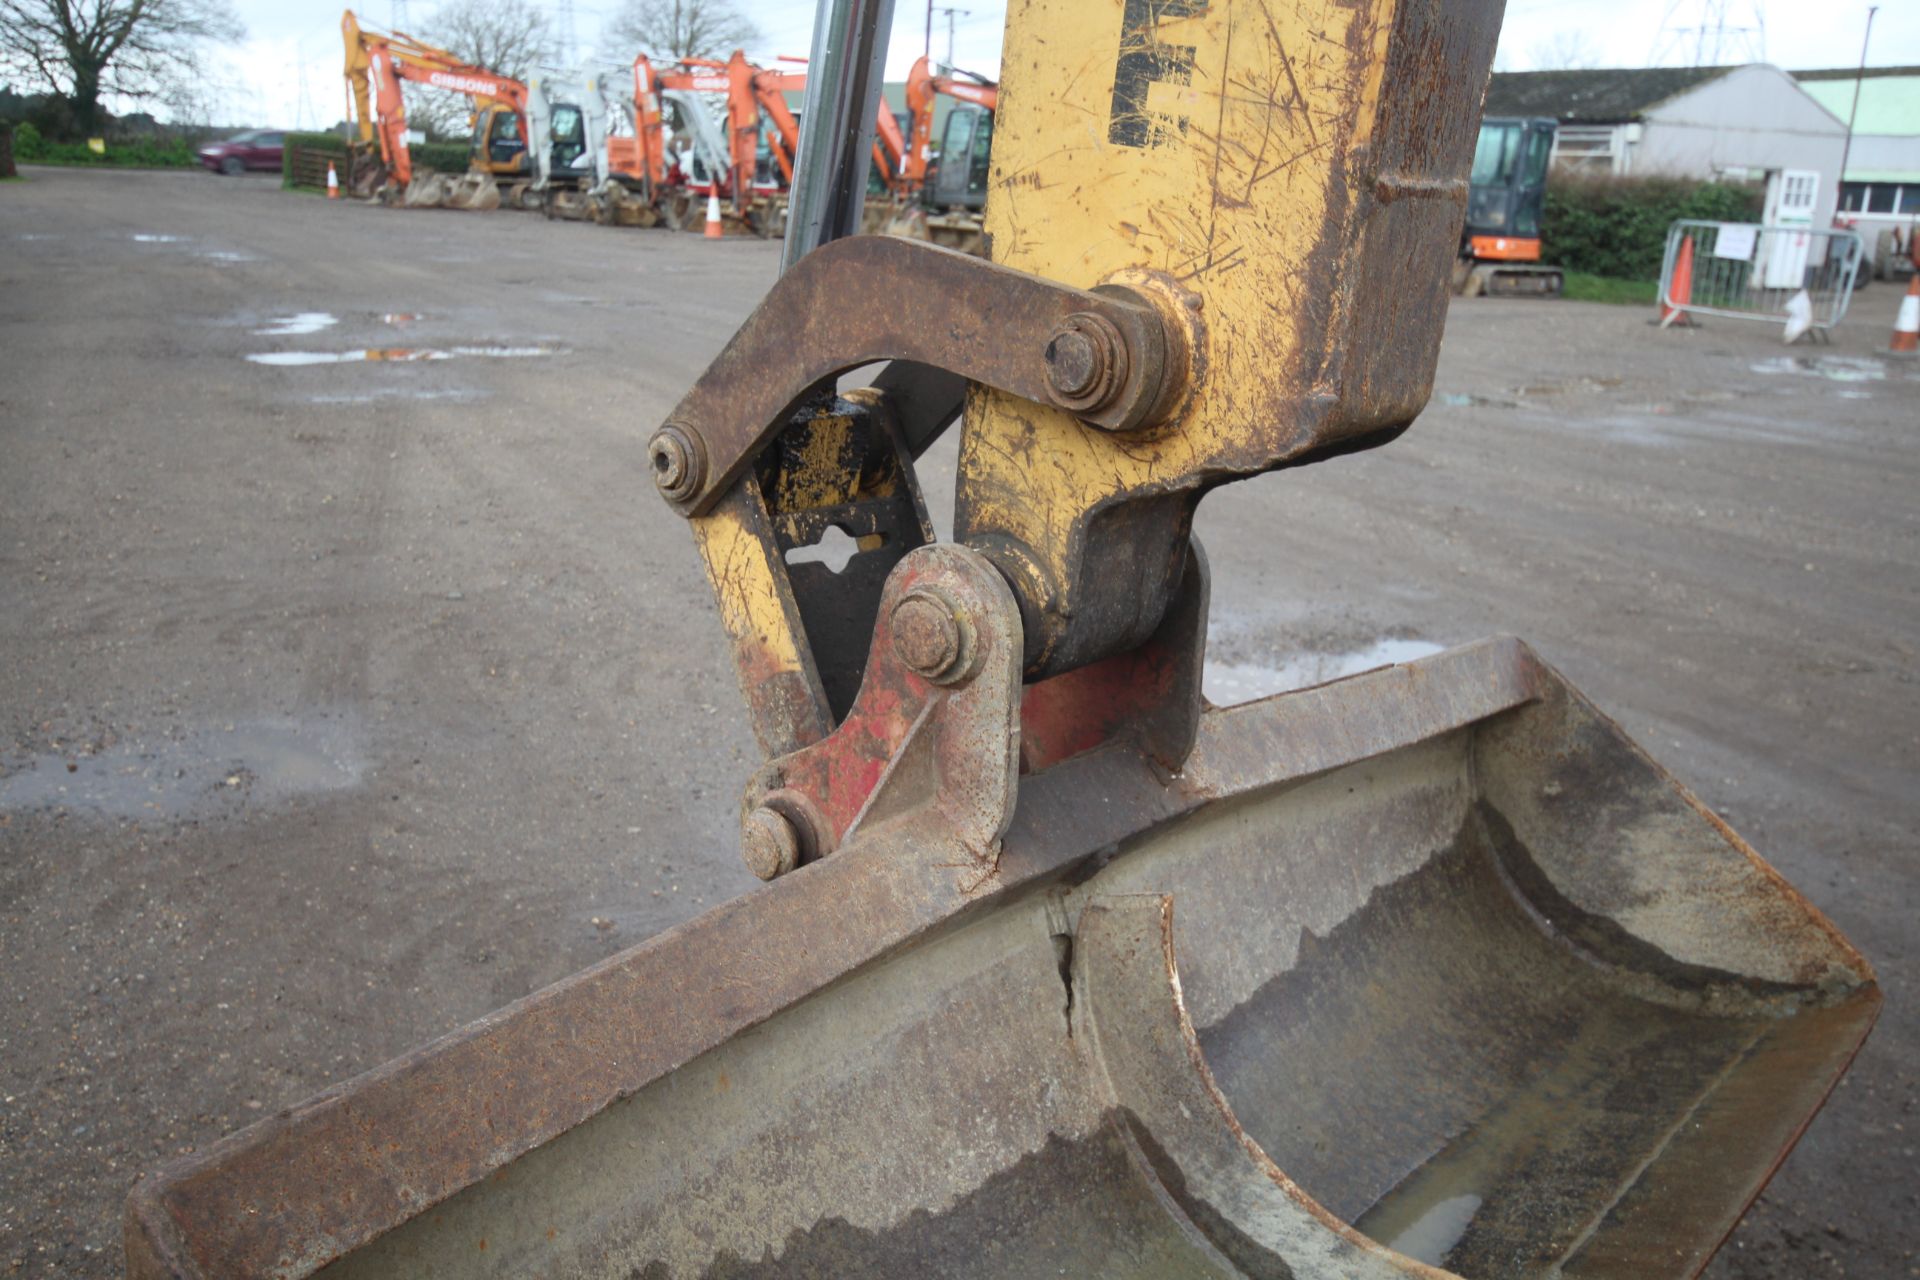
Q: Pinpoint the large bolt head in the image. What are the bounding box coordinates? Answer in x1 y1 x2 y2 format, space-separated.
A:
1043 312 1126 414
742 805 800 881
647 423 704 502
891 590 964 682
1045 328 1101 399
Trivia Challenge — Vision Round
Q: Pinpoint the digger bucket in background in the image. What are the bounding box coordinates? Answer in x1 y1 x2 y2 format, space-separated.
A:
125 637 1877 1279
399 172 451 208
440 172 502 212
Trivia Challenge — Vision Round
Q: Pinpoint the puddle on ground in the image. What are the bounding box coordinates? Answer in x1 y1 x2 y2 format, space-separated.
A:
306 388 483 405
381 313 422 326
200 250 257 263
0 718 364 821
1509 376 1623 397
1203 638 1444 706
248 346 555 366
256 312 339 336
1749 355 1887 382
1435 393 1518 409
130 233 184 243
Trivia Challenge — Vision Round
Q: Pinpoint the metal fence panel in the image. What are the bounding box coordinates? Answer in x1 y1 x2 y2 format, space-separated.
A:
1659 220 1864 338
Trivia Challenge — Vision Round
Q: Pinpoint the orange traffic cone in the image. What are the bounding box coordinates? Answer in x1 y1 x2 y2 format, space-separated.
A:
326 162 339 199
1659 234 1695 328
1891 273 1920 356
703 191 723 240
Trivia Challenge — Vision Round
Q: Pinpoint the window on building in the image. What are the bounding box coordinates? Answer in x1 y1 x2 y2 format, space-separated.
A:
1551 125 1618 175
1843 181 1919 216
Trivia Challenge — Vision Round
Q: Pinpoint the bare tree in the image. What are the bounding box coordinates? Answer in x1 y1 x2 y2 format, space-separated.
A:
0 0 243 137
1528 30 1601 71
409 0 558 141
606 0 759 61
423 0 557 78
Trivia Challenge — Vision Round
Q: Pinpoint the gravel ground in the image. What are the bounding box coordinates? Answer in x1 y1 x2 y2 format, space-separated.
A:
2 166 1915 1277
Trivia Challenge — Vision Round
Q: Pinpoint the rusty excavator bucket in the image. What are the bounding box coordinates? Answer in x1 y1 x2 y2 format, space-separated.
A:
125 0 1877 1277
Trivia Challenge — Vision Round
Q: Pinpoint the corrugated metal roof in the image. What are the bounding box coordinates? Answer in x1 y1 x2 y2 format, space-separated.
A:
1793 69 1920 137
1482 66 1734 123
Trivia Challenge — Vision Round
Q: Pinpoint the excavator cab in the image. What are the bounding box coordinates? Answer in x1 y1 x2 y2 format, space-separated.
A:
468 104 529 177
130 2 1874 1277
927 102 991 213
548 104 588 174
1458 116 1563 296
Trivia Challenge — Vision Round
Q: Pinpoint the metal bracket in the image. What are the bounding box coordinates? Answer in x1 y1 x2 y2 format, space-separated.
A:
1019 539 1210 775
736 543 1023 879
648 235 1187 516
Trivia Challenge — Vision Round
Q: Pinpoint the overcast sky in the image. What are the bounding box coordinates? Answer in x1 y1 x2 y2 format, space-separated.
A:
203 0 1919 131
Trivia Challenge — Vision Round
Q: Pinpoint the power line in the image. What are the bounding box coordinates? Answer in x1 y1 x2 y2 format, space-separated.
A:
560 0 580 64
1649 0 1765 66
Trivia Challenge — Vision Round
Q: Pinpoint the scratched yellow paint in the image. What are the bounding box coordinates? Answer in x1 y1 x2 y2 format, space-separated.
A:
965 0 1404 557
693 503 805 680
960 0 1503 670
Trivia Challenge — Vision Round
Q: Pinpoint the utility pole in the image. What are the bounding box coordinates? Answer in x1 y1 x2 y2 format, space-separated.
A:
1838 6 1877 217
932 6 970 67
560 0 579 65
925 0 934 60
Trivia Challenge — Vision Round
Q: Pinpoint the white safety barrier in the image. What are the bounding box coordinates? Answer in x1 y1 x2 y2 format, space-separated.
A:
1658 220 1864 341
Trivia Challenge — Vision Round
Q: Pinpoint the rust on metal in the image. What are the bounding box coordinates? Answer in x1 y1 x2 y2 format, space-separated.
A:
645 422 705 502
123 639 1879 1277
654 235 1184 516
740 543 1022 862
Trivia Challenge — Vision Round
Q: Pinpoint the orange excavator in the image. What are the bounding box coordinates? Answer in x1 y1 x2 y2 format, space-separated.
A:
625 53 779 232
341 9 536 208
632 52 911 237
903 54 996 192
756 60 915 205
889 54 999 251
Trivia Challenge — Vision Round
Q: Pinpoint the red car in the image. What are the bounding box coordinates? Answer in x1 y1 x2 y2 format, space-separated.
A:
197 130 285 176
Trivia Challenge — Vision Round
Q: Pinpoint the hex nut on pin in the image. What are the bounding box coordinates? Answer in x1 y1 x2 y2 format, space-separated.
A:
891 590 969 683
1043 312 1127 415
648 423 705 503
742 805 800 881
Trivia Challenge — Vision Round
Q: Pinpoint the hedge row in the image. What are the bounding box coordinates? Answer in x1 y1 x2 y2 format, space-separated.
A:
411 142 472 175
1543 175 1764 282
8 121 198 168
284 131 471 189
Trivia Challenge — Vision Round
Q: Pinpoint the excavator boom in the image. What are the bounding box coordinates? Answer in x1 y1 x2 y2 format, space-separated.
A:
137 1 1876 1276
341 8 529 190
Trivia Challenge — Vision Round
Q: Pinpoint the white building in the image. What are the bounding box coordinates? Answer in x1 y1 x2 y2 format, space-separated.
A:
1792 65 1920 255
1484 65 1847 227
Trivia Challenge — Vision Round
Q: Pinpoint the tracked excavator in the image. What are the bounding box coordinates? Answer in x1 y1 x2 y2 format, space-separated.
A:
1454 116 1564 296
131 0 1876 1276
525 65 667 226
341 9 537 210
881 55 999 251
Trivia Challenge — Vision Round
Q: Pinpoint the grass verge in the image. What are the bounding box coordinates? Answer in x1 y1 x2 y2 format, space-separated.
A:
1561 273 1658 306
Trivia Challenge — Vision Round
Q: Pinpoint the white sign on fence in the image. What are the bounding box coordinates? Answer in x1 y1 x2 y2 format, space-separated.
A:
1715 224 1758 261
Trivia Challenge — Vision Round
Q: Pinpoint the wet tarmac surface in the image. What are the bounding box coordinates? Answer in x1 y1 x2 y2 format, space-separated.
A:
2 167 1917 1278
